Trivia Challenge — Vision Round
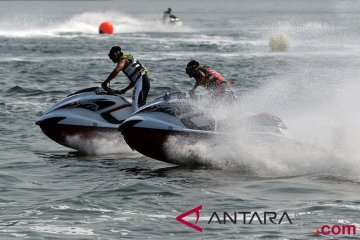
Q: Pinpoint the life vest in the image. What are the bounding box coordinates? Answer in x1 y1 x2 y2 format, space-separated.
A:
121 54 148 83
194 66 228 97
198 66 226 86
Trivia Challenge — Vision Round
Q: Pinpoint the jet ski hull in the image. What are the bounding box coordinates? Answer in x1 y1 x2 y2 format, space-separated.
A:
38 124 120 150
36 87 133 151
120 125 216 164
118 94 221 165
119 92 288 166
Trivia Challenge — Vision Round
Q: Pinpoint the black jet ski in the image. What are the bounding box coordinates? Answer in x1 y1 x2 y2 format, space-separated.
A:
163 9 183 26
119 92 288 165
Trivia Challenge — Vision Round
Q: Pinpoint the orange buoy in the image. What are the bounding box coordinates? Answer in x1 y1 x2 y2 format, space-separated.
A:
99 21 114 34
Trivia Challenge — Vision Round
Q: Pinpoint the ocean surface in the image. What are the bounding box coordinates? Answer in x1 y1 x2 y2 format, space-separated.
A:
1 0 360 239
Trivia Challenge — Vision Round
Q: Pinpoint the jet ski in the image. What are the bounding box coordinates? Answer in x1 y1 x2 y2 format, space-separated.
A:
119 92 288 165
36 87 133 150
163 14 183 26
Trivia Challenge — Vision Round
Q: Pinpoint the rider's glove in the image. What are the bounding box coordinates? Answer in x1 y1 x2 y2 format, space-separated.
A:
107 88 114 94
113 89 126 95
101 81 108 91
118 89 126 95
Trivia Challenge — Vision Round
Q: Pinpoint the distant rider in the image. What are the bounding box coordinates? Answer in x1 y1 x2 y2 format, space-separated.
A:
163 8 172 22
102 46 150 111
185 60 233 100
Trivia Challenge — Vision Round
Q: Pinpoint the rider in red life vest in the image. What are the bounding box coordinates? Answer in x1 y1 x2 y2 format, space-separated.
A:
185 60 229 98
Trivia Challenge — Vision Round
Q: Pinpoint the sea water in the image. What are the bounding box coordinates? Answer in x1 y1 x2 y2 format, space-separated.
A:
0 0 360 239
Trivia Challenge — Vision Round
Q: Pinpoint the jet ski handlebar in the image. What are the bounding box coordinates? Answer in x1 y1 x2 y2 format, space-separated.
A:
95 87 124 96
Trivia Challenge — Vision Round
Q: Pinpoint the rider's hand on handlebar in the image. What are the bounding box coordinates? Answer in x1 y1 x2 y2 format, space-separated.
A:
101 81 108 91
118 89 126 95
106 88 114 94
113 89 126 95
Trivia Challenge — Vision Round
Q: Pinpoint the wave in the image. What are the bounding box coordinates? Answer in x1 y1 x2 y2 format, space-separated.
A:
0 11 192 38
5 86 45 96
4 86 65 97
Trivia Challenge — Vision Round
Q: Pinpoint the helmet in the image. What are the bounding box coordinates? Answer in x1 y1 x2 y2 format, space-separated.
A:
186 60 199 69
185 60 199 77
108 46 122 62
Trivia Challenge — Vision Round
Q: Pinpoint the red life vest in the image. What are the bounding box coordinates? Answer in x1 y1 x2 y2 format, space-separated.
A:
203 66 226 85
194 66 227 97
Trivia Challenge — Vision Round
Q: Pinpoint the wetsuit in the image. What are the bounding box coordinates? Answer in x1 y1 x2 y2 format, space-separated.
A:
163 8 172 22
121 54 150 110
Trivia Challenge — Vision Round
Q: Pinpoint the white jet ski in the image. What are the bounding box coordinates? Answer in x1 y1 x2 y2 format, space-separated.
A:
36 87 133 150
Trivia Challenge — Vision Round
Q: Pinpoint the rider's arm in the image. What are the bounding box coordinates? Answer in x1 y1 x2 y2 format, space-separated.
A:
195 71 206 86
103 59 127 84
119 82 135 94
189 72 205 94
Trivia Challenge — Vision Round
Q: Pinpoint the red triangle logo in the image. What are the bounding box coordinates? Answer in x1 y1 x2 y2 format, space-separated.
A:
176 205 203 232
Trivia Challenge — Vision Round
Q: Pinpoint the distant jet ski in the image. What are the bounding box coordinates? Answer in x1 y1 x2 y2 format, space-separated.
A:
163 8 183 26
119 92 288 165
165 14 183 26
36 87 133 150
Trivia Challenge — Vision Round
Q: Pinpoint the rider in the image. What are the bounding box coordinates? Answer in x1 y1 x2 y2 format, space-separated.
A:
163 8 172 23
102 46 150 111
185 60 232 99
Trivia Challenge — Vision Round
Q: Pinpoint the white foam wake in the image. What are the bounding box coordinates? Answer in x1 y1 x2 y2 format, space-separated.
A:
0 11 192 38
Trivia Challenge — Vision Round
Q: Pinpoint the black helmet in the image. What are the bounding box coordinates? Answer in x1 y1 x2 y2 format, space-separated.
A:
108 46 122 62
186 60 199 69
185 60 199 77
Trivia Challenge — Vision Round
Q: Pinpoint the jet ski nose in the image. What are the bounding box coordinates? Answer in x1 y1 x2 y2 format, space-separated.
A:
35 117 66 127
118 119 143 132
